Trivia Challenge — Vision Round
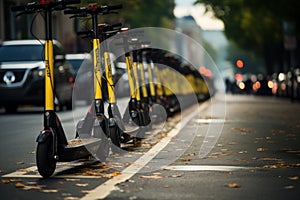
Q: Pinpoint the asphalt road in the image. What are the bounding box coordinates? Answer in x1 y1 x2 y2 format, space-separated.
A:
0 94 300 200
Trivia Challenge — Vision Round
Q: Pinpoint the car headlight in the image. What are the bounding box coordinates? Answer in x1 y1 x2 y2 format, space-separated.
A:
32 68 45 77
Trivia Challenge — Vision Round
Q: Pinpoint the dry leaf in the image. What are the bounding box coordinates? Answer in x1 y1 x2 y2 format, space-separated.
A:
15 182 25 188
41 189 59 193
75 183 89 187
288 176 299 181
180 158 191 162
16 161 24 165
1 179 11 184
186 153 196 156
226 183 241 188
257 147 268 152
140 175 163 179
102 171 121 178
64 197 80 200
23 185 45 190
65 179 80 182
171 173 184 178
284 185 295 189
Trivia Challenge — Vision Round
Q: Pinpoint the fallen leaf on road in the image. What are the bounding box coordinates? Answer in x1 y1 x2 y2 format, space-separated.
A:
16 161 24 165
288 176 299 181
180 158 191 162
257 147 268 152
226 183 241 188
23 185 45 190
65 179 80 182
284 185 295 189
75 183 88 187
140 175 163 179
64 197 80 200
186 152 196 156
15 182 25 188
170 173 184 178
18 168 34 173
259 158 282 162
102 171 122 178
41 189 58 193
1 179 22 184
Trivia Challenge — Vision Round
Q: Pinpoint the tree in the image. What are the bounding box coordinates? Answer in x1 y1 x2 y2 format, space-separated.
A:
194 0 300 75
80 0 175 29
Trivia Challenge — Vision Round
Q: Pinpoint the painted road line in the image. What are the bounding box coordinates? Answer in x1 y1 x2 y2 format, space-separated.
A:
2 160 98 179
164 165 256 172
80 101 210 200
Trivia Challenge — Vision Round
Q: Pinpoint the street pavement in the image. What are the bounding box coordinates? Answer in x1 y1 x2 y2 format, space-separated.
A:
0 94 300 200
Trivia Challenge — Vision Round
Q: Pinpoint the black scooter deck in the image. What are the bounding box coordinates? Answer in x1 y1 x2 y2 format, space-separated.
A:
58 138 101 162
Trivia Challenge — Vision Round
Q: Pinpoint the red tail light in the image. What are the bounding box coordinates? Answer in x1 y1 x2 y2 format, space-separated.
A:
40 0 51 5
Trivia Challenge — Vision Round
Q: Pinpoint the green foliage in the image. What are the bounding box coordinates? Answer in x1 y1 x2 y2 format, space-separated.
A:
194 0 300 74
80 0 175 29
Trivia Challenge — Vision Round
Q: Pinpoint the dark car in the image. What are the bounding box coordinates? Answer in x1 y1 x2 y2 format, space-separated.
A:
0 40 74 113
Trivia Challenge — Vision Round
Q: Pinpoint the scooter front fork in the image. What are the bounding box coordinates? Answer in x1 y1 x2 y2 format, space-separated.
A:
36 110 68 161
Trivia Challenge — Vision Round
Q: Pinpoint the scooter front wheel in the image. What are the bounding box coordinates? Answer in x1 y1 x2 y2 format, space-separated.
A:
36 138 56 178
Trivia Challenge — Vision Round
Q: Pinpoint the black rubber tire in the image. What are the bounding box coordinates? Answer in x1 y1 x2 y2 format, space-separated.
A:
110 126 121 153
36 138 56 178
4 105 18 113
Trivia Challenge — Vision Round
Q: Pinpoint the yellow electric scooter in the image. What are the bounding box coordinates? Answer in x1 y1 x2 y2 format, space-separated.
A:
11 0 116 178
65 3 124 155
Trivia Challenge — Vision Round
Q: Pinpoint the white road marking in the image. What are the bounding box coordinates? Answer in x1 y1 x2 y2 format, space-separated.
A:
164 165 255 172
80 102 209 200
2 161 98 179
193 118 225 124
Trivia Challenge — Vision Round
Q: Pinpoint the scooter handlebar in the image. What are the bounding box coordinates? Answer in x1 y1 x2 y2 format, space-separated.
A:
11 0 80 12
11 2 37 12
62 0 81 5
64 7 86 15
105 4 123 11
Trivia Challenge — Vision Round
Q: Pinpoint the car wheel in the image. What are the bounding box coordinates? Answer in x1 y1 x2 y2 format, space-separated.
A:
4 105 18 113
66 100 73 110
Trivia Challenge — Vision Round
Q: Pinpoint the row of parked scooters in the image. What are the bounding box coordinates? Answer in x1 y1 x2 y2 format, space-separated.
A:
11 0 213 178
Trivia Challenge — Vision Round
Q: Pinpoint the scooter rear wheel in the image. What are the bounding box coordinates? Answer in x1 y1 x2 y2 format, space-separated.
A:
36 138 56 178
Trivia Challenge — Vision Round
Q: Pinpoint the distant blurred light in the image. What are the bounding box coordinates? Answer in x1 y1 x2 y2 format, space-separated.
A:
272 82 278 94
253 81 261 91
281 83 286 91
297 76 300 83
250 75 257 82
238 81 245 90
267 80 274 89
287 71 292 79
236 59 244 68
235 73 243 81
278 73 285 82
199 66 212 78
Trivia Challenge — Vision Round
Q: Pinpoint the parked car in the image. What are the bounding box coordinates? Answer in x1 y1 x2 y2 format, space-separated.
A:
0 40 74 113
66 53 92 77
66 53 93 104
